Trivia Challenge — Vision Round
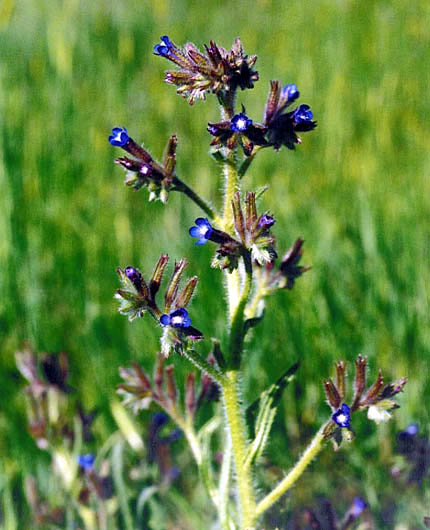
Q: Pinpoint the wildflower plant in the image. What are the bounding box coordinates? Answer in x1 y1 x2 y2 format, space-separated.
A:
109 35 406 529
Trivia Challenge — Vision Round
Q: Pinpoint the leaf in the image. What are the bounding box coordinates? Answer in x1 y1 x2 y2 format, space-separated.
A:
245 362 300 468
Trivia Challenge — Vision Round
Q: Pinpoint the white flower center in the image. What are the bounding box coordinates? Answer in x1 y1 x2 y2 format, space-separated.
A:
236 118 247 131
337 413 347 424
171 315 183 325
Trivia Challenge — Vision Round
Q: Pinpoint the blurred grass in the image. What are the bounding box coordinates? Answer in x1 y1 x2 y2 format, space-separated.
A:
1 0 430 526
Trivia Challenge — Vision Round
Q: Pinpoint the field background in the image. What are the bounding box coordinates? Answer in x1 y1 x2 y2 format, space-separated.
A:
1 0 429 527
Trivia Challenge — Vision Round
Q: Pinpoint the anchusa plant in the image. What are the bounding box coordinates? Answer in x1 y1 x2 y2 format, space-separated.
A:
106 35 408 529
16 35 408 529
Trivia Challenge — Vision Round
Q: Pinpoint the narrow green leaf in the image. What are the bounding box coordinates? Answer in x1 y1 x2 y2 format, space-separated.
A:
245 363 300 468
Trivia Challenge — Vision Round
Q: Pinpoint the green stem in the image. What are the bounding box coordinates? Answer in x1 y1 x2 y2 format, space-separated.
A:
183 348 224 384
172 176 219 222
255 421 329 519
229 251 253 369
222 370 256 529
244 270 267 320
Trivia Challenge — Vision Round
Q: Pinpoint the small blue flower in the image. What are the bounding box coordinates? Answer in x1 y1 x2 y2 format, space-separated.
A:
109 127 129 147
189 218 213 245
350 496 367 517
332 403 351 428
293 104 314 124
231 113 253 132
281 83 300 103
160 308 191 328
153 35 174 57
77 453 95 471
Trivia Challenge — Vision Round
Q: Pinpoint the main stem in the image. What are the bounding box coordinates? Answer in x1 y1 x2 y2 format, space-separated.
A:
222 370 256 529
218 96 257 528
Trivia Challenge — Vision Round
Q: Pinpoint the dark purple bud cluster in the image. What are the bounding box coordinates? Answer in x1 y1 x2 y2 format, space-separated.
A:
259 238 310 291
154 36 259 105
322 355 407 440
109 128 178 203
264 81 317 150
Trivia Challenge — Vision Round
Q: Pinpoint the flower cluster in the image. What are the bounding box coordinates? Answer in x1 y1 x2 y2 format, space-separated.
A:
15 348 96 451
115 256 203 356
154 36 258 105
323 355 407 442
231 191 276 264
208 109 267 156
263 81 317 150
109 128 178 202
118 353 219 417
207 81 316 156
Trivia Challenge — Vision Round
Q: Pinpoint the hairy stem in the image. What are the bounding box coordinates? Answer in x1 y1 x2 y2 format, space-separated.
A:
222 371 256 529
229 251 253 369
172 176 219 221
182 348 224 384
255 421 330 519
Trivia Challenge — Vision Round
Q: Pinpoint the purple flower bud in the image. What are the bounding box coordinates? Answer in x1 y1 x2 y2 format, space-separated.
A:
125 266 142 290
231 113 253 132
77 453 95 471
293 104 313 124
109 127 129 147
281 83 300 103
332 403 351 428
160 308 191 328
258 214 275 229
189 218 213 245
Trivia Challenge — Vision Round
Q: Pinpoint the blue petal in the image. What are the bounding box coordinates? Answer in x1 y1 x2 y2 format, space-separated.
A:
171 308 187 318
195 217 209 227
189 226 201 237
282 84 300 103
195 238 208 246
160 314 171 326
160 35 172 47
182 316 192 328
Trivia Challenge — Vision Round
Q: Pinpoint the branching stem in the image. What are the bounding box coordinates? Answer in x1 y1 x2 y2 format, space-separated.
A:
255 421 330 518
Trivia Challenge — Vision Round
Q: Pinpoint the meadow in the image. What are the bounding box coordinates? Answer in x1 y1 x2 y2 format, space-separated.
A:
1 0 429 527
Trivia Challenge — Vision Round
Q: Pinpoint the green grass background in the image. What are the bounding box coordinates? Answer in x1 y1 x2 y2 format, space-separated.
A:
1 0 429 527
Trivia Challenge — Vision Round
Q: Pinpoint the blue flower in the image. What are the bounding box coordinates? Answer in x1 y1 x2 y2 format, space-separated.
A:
293 104 314 124
109 127 129 147
332 403 351 428
189 218 213 245
231 112 253 132
281 83 300 104
77 453 95 471
153 35 174 57
160 308 192 328
350 496 367 517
